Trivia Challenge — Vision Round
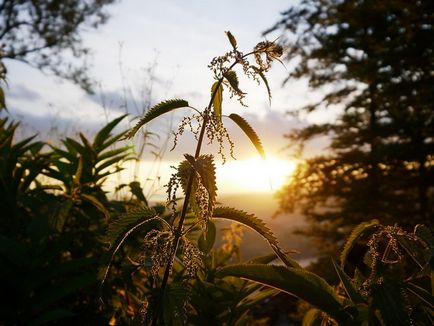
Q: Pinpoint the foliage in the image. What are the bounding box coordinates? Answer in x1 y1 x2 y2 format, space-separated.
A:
0 115 145 324
269 0 434 252
0 0 116 91
220 222 434 325
105 31 288 324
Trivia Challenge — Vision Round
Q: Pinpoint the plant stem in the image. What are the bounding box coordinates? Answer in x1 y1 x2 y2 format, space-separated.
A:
151 56 244 325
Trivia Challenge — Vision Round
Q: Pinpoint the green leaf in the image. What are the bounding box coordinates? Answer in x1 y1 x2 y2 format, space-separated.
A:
100 207 161 284
405 282 434 310
93 114 127 150
223 70 245 96
332 259 365 304
81 194 110 221
124 99 189 139
211 81 223 121
228 113 265 159
212 207 300 268
225 31 237 49
371 280 410 326
129 181 148 206
251 65 272 105
217 264 345 322
341 220 379 268
198 221 216 253
302 308 323 326
194 154 217 213
415 224 434 250
49 199 74 232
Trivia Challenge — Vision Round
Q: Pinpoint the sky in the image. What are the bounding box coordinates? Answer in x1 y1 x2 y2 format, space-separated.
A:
4 0 332 197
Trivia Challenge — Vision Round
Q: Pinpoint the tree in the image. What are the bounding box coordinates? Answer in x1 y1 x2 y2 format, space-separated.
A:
0 0 116 92
267 0 434 252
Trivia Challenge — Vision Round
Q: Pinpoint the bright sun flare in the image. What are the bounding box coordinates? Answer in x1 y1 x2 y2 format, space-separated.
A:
216 157 297 193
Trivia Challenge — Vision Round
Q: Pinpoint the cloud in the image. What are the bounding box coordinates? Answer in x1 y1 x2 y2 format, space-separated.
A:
8 84 41 101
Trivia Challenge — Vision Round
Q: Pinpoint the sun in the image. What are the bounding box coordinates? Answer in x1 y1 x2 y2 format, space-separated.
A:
216 156 297 193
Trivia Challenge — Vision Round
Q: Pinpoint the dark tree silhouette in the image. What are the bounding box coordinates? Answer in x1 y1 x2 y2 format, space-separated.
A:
0 0 116 92
268 0 434 252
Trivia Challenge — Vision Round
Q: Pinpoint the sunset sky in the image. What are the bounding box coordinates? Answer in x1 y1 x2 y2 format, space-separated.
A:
5 0 331 197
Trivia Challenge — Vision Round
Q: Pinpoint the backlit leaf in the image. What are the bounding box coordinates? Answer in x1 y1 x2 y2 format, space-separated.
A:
124 99 189 139
213 207 299 268
228 113 265 159
211 82 223 121
225 31 237 49
217 264 345 322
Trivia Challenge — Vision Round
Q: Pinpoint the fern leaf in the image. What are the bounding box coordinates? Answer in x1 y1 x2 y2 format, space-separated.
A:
340 220 379 268
217 264 345 323
228 113 265 159
225 31 237 49
100 207 162 284
213 207 299 268
223 70 245 96
251 65 272 105
211 82 223 121
123 99 189 139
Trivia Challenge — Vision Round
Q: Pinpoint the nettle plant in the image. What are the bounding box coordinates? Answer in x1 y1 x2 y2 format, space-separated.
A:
101 32 294 324
100 33 433 325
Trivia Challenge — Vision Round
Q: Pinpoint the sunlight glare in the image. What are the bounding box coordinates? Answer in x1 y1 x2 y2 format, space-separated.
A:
217 157 296 193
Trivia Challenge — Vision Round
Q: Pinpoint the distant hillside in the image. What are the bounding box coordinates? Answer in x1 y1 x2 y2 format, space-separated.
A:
217 192 317 265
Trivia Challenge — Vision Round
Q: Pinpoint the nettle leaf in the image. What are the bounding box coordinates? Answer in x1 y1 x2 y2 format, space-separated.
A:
124 99 189 139
198 221 216 254
225 31 237 49
211 81 223 121
194 154 217 213
100 207 163 284
341 220 379 268
228 113 265 159
223 70 245 96
180 155 217 220
414 224 434 250
251 65 272 105
332 259 365 304
217 264 345 323
212 207 299 268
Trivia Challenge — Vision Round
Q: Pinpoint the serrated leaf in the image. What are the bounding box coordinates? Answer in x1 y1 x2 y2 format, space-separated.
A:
332 259 365 304
228 113 265 159
212 207 299 268
251 65 272 105
198 221 216 254
223 70 245 96
124 99 189 139
225 31 237 49
100 207 161 284
415 224 434 250
211 82 223 121
217 264 345 322
341 220 379 268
